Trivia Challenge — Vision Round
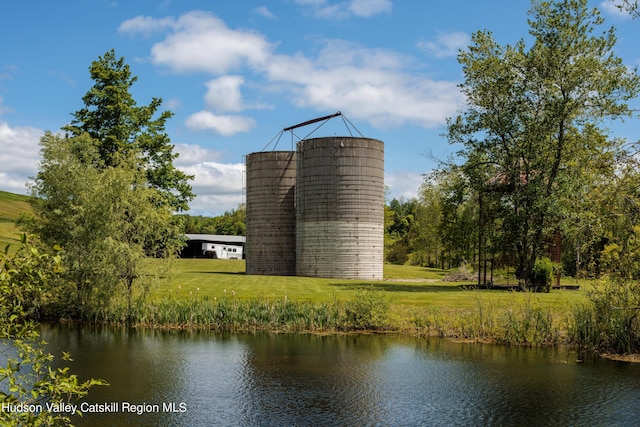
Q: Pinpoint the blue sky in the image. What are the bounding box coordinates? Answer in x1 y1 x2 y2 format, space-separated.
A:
1 0 639 216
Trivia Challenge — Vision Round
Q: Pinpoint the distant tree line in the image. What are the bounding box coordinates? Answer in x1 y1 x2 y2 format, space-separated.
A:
177 206 246 236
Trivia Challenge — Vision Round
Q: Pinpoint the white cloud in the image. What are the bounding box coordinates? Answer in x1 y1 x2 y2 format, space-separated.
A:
385 170 424 201
185 111 256 136
348 0 392 17
170 145 244 215
180 161 245 214
264 40 462 128
418 32 470 58
204 76 246 113
293 0 391 19
253 6 276 19
126 11 463 130
599 0 632 18
189 194 244 216
145 11 272 74
118 15 177 35
0 121 43 194
173 143 222 166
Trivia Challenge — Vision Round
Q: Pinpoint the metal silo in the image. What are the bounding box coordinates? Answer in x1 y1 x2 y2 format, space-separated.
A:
245 151 297 275
295 137 384 279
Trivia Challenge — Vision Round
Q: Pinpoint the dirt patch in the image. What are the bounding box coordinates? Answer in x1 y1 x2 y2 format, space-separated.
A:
442 272 477 282
601 353 640 363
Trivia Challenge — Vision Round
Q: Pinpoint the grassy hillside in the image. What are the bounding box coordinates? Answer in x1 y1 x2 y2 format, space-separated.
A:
0 190 32 251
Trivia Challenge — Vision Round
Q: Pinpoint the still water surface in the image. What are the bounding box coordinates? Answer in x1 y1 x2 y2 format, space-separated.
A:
40 324 640 426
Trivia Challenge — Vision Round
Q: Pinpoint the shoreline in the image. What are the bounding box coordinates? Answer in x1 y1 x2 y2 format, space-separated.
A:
48 318 640 364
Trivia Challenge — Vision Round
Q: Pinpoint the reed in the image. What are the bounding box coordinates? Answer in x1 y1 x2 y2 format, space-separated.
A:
84 288 392 333
407 295 565 345
568 279 640 354
499 296 560 345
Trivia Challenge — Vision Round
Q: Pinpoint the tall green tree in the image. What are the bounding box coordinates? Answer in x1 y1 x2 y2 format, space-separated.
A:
412 182 444 267
27 133 182 319
64 49 194 212
434 169 479 269
447 0 640 288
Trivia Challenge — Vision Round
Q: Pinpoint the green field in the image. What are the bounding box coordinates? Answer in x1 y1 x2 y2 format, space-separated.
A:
0 190 31 251
158 258 588 330
1 189 589 337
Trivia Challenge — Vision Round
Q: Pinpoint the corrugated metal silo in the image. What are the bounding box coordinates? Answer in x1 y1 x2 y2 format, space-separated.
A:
245 151 297 275
295 137 384 279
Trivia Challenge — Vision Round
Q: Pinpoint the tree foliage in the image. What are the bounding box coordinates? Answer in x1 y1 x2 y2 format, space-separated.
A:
0 237 105 426
614 0 639 18
178 206 246 236
384 199 417 265
26 133 182 320
447 0 640 287
64 49 194 212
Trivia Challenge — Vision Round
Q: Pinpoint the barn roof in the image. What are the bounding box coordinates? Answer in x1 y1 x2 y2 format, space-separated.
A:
184 234 246 244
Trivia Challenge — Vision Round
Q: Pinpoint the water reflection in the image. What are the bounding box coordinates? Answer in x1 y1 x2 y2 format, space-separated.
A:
240 334 391 426
39 325 640 426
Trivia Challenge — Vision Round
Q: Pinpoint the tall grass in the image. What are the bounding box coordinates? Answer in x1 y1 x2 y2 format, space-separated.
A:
76 287 392 333
409 295 564 346
569 279 640 354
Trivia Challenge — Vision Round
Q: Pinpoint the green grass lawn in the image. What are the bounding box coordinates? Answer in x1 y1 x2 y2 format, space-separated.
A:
0 190 31 252
157 258 588 320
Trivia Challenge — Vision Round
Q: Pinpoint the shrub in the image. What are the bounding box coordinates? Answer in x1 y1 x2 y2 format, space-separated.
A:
345 288 390 330
0 237 106 426
385 241 409 265
531 257 554 292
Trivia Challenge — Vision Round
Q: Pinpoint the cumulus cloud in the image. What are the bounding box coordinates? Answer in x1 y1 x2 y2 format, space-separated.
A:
185 111 256 135
173 143 222 166
180 161 245 214
133 11 272 74
418 32 470 58
385 170 424 201
264 40 462 128
0 121 43 194
170 145 245 214
204 76 246 113
132 12 463 129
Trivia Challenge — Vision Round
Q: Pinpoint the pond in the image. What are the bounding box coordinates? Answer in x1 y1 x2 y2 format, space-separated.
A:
38 324 640 426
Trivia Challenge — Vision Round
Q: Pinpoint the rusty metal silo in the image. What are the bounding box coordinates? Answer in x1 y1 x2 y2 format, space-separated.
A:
295 137 384 279
245 151 297 275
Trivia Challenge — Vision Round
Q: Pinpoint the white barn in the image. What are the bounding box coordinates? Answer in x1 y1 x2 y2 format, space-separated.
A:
182 234 245 259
